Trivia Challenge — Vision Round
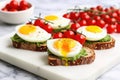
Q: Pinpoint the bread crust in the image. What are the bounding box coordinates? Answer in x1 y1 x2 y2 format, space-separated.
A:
48 47 95 66
12 41 47 51
83 37 115 50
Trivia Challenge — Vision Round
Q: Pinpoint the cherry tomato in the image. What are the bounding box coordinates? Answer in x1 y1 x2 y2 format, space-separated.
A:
78 19 87 26
96 19 106 28
63 30 75 38
114 22 118 25
110 6 116 11
116 24 120 33
71 23 80 31
9 8 17 12
63 13 70 19
115 10 120 15
110 12 118 18
106 24 116 34
19 6 28 10
104 8 111 12
53 32 63 39
43 24 53 33
20 0 29 10
94 16 101 21
105 17 116 24
88 12 94 17
110 18 116 24
5 4 11 10
74 12 80 20
1 8 7 11
81 14 90 20
73 34 86 45
70 12 79 20
87 19 96 25
116 16 120 21
70 12 75 19
90 7 95 10
100 14 105 19
34 19 45 27
96 5 103 11
79 12 88 18
9 0 18 9
102 15 111 23
90 7 97 11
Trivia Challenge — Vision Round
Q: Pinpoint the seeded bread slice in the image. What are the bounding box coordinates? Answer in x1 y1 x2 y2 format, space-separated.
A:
48 47 95 66
83 37 115 50
12 41 47 51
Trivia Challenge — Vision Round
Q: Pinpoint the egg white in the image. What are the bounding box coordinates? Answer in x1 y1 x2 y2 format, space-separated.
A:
16 25 51 42
47 39 82 57
77 26 107 41
44 15 70 29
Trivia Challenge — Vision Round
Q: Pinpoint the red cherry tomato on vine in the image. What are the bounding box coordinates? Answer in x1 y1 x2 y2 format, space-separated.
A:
63 30 75 38
110 18 116 24
70 12 79 20
96 5 103 11
34 19 45 27
87 19 96 25
94 16 101 21
79 12 88 18
116 24 120 33
110 12 118 18
63 13 70 19
96 19 106 28
81 14 90 20
116 16 120 21
106 24 116 34
78 20 87 26
115 10 120 15
110 6 116 11
71 23 80 31
53 32 63 39
90 7 97 11
43 24 53 33
73 34 86 45
103 15 111 23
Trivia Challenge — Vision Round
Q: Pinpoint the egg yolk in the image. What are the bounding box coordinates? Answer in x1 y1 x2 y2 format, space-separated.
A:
86 26 102 33
19 25 36 35
54 38 76 57
44 15 58 21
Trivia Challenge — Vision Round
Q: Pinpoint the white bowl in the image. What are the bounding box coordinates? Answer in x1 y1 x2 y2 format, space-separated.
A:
0 1 34 24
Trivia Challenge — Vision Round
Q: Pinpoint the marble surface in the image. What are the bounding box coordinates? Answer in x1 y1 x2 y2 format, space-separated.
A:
0 0 120 80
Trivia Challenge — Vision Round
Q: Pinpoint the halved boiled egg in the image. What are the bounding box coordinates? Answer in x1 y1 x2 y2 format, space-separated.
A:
44 14 70 29
47 38 82 57
77 25 107 41
16 24 51 42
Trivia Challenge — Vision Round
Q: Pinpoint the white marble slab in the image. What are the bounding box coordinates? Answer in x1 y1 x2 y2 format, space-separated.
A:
0 33 120 80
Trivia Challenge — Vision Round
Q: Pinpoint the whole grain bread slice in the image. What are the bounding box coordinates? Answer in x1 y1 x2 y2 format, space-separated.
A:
12 41 47 51
48 47 95 66
83 37 115 50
